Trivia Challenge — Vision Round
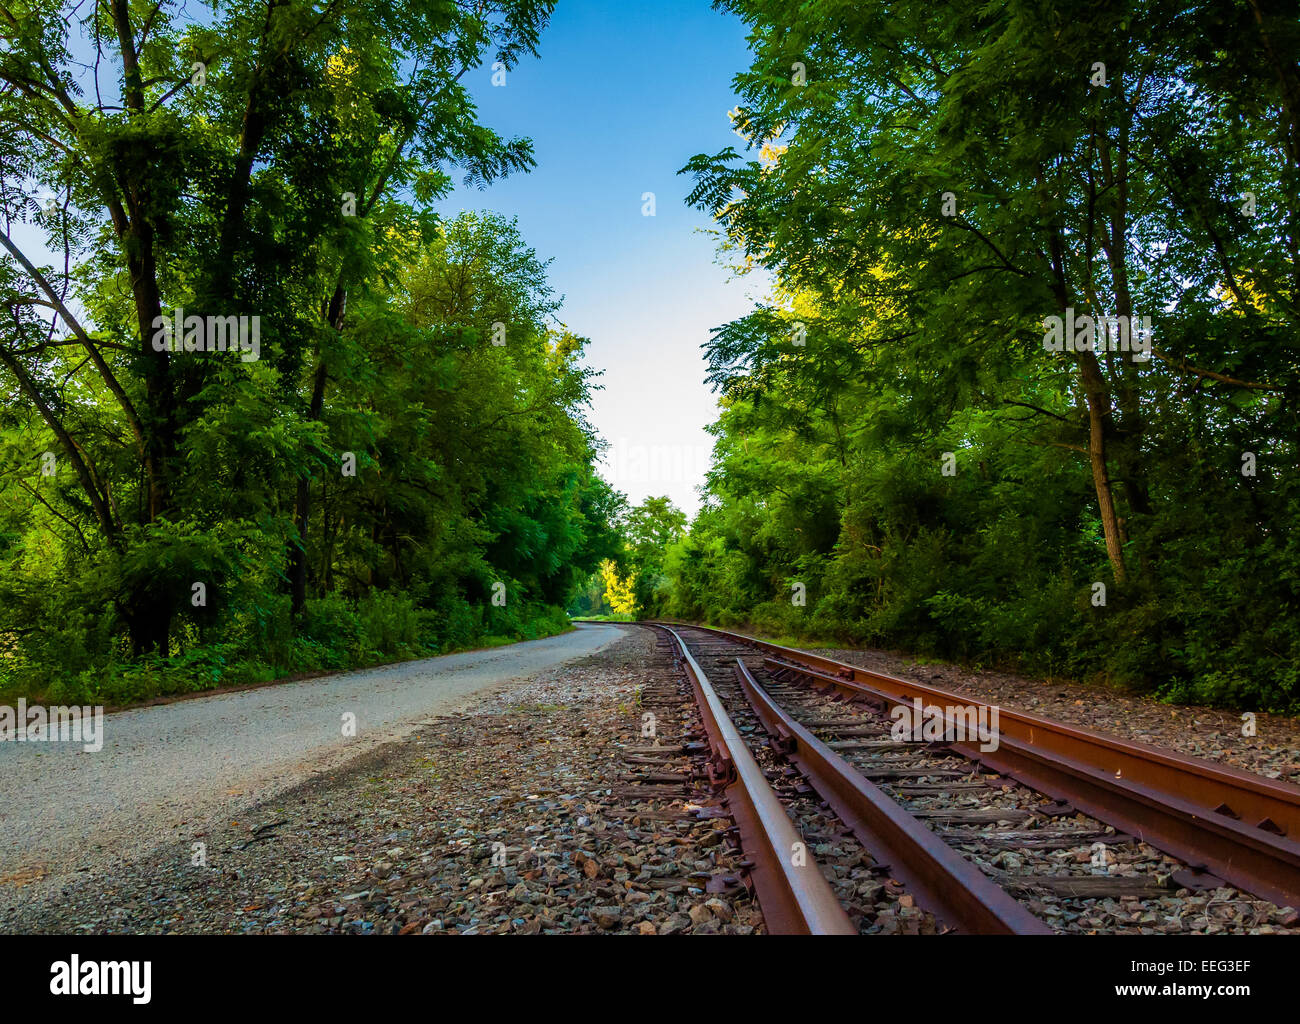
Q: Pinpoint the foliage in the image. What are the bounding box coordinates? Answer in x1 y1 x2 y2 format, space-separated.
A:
598 558 638 617
666 0 1300 711
0 1 624 703
619 495 687 616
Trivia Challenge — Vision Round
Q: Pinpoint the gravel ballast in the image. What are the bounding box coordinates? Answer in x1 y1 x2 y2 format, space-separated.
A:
4 623 1295 935
804 645 1300 785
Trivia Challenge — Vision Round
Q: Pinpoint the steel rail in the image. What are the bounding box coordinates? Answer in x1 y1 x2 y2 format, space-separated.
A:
655 626 856 935
732 658 1052 934
656 622 1300 910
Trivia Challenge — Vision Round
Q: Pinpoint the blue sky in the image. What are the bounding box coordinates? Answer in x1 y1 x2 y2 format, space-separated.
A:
435 0 769 515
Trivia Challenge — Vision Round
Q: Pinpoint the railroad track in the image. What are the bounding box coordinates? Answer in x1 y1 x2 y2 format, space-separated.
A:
648 622 1300 935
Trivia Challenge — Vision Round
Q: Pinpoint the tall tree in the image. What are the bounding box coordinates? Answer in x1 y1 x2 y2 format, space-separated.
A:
0 0 555 651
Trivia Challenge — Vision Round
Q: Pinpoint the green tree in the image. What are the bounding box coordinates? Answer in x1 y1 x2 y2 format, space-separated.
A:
672 0 1300 708
0 0 556 652
621 495 687 616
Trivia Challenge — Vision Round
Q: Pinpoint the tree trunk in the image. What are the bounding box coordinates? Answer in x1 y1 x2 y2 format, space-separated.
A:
1047 216 1127 583
290 285 345 615
1077 349 1127 582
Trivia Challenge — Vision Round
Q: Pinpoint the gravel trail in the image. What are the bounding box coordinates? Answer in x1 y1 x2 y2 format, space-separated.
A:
0 623 621 912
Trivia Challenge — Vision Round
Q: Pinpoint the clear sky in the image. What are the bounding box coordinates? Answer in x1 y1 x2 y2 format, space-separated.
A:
434 0 769 516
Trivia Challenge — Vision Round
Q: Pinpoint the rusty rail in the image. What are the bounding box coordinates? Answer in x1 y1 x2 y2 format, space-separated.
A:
655 626 856 935
733 658 1051 934
658 622 1300 910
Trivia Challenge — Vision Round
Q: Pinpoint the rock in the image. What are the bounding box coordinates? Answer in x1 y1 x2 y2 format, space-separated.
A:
636 920 657 935
704 897 733 922
688 903 712 926
591 906 622 929
659 913 691 935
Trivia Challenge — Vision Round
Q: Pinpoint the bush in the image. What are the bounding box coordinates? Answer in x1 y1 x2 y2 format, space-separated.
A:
0 586 575 706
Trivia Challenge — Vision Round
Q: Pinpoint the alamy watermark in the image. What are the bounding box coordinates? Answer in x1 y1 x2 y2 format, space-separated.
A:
600 440 711 487
1043 307 1151 361
50 956 150 1004
0 699 104 752
150 307 260 362
889 697 1000 753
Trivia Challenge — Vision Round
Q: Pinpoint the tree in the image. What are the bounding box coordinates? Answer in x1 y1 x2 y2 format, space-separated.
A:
671 0 1300 708
0 0 556 652
599 559 637 617
0 5 631 704
621 495 687 616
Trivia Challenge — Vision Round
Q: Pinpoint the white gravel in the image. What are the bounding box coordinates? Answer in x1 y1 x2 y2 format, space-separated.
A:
0 624 622 911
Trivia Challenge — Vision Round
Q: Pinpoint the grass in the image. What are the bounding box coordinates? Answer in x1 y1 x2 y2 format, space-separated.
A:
0 620 578 709
570 613 635 623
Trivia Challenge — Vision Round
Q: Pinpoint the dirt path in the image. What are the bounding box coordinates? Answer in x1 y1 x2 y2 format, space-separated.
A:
0 623 621 913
